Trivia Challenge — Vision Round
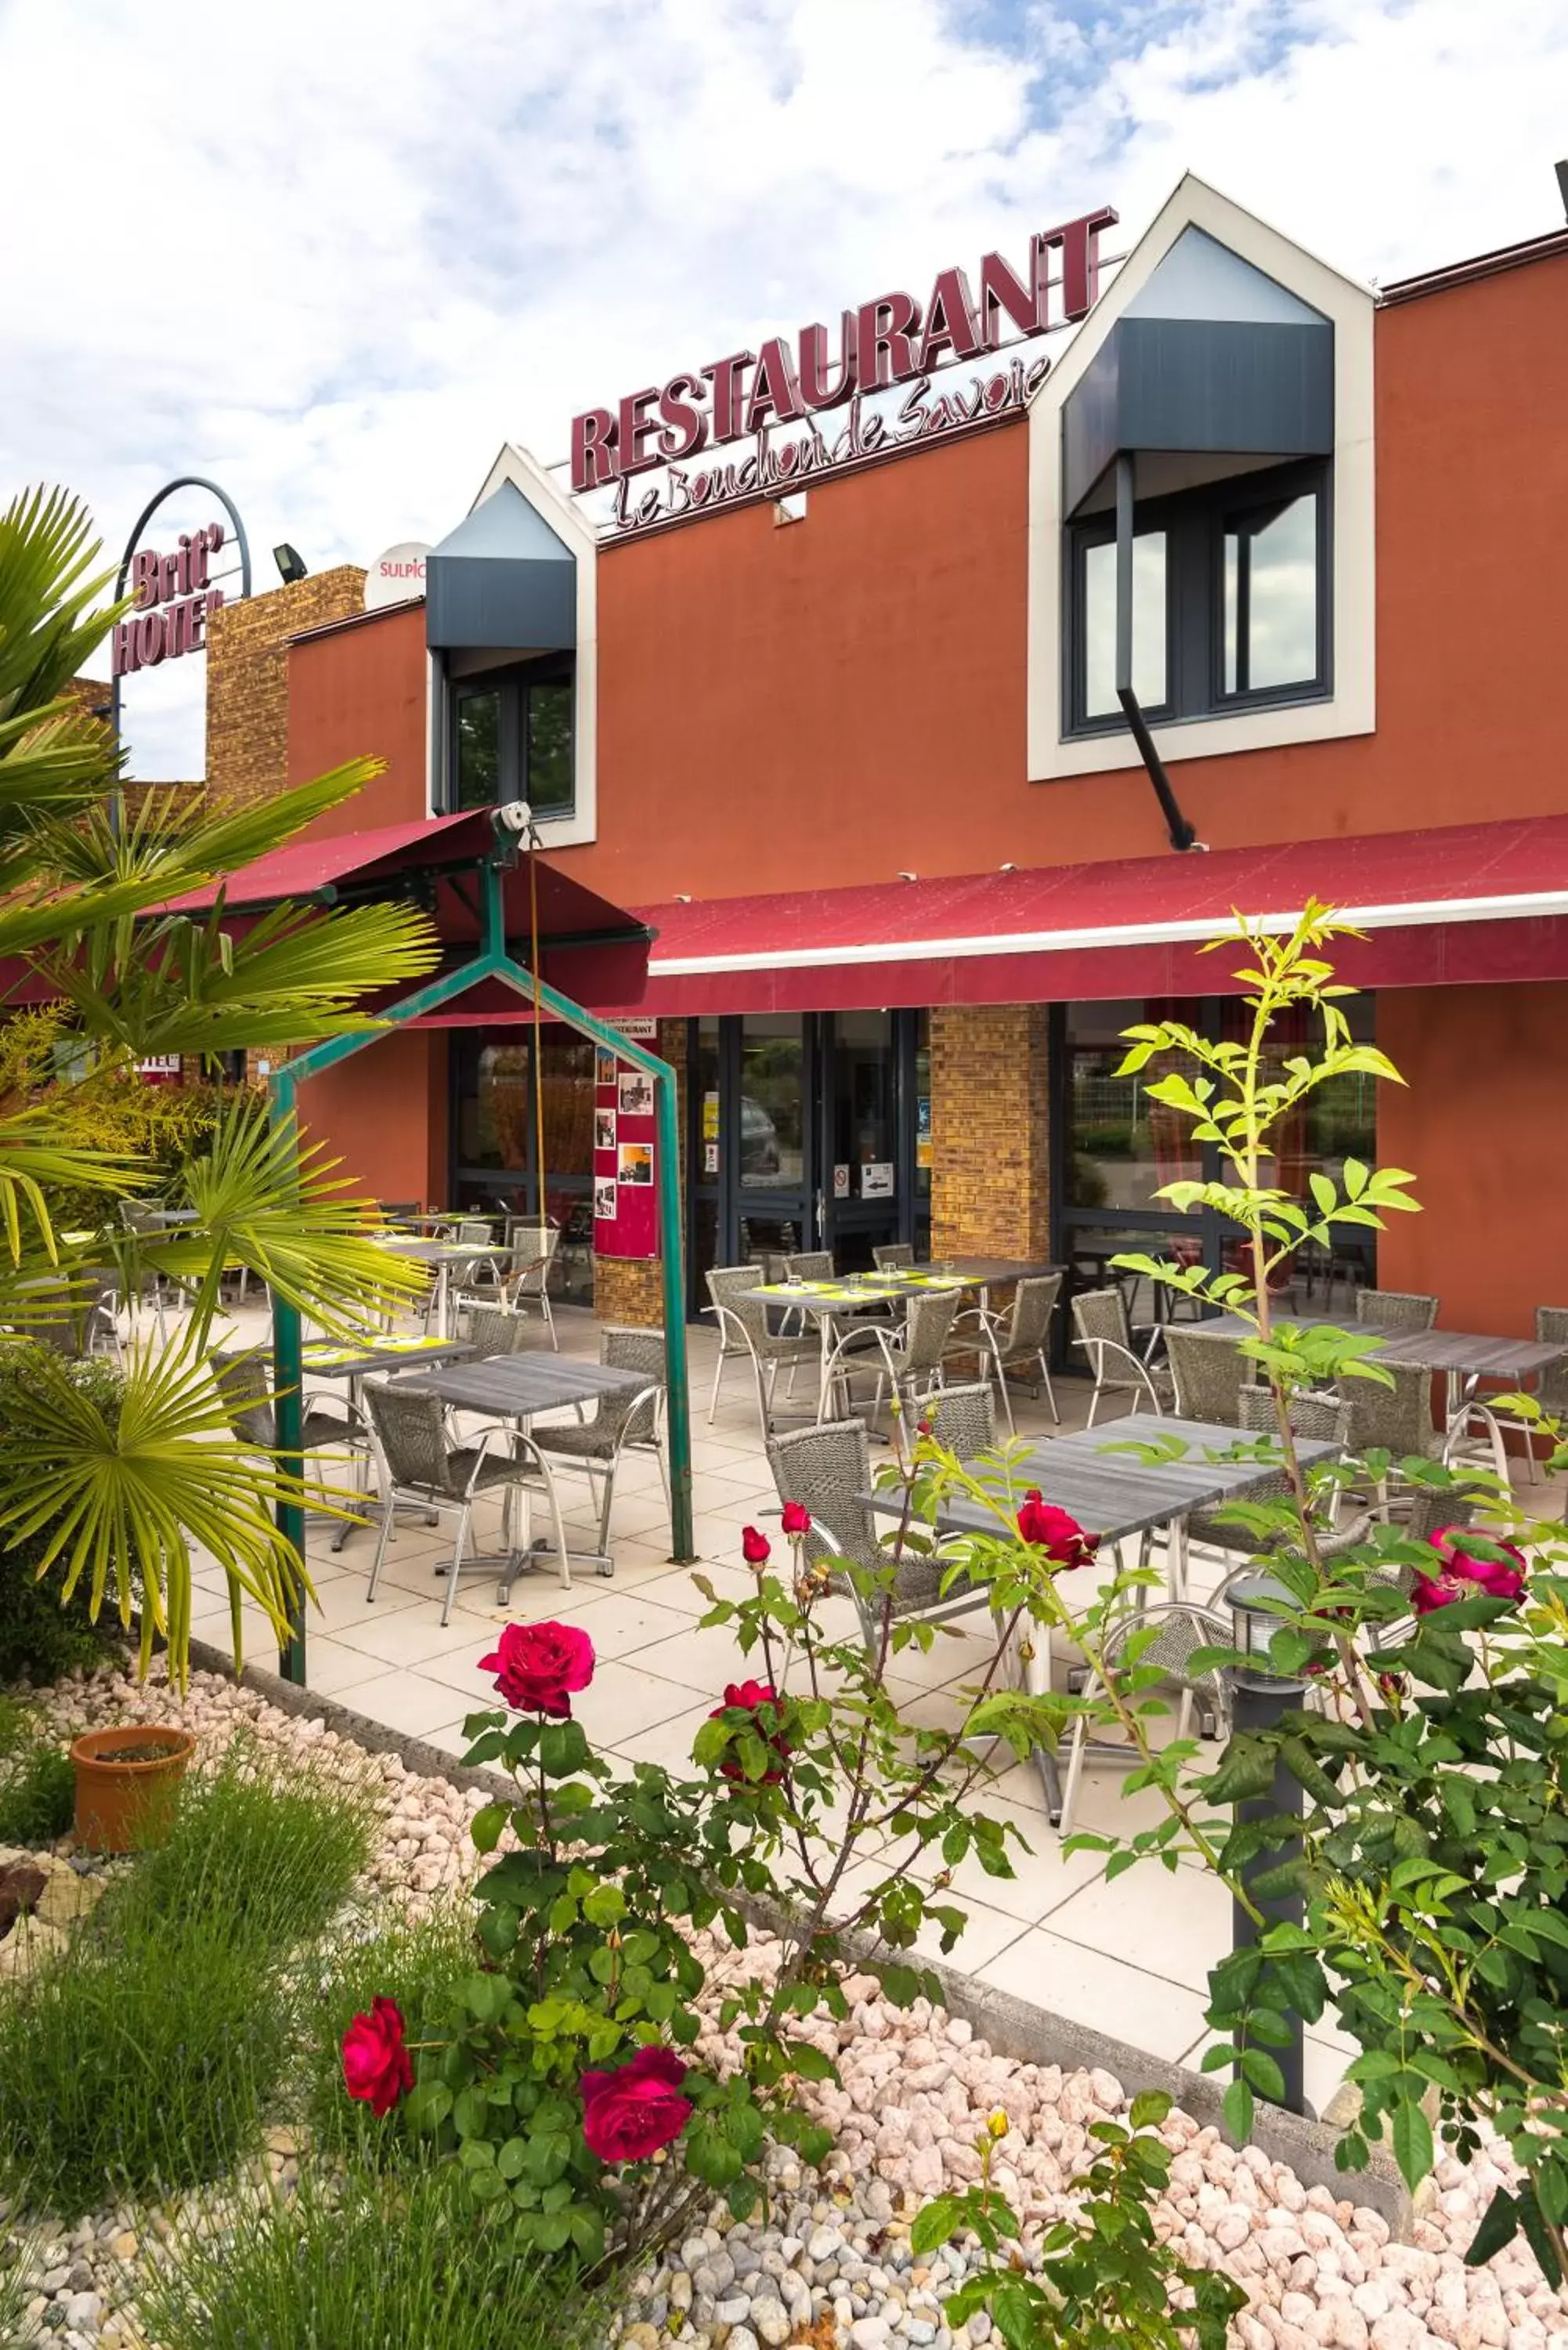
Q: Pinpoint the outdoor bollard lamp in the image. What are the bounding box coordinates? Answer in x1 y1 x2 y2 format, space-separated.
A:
1227 1573 1310 2119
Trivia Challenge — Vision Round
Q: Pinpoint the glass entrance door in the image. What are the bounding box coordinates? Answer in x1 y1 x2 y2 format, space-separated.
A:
735 1013 812 1274
819 1011 899 1271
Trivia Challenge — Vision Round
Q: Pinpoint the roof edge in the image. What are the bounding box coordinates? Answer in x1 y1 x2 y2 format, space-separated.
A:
1378 226 1568 306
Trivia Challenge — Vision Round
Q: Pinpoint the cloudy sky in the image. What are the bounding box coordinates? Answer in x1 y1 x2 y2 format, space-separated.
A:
3 0 1566 777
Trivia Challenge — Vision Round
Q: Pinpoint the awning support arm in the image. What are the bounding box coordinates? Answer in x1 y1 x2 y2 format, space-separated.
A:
266 845 692 1689
1114 452 1203 855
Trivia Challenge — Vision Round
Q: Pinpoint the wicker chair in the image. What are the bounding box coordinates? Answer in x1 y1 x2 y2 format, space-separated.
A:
1357 1289 1440 1333
822 1286 959 1437
500 1227 560 1348
461 1303 537 1359
706 1264 818 1433
1336 1358 1451 1513
783 1250 835 1283
12 1272 120 1363
1071 1288 1173 1426
1187 1386 1360 1568
951 1273 1060 1433
212 1347 374 1556
873 1243 915 1272
923 1380 995 1461
531 1327 667 1571
1165 1326 1257 1428
1057 1600 1233 1835
363 1381 569 1622
765 1418 995 1648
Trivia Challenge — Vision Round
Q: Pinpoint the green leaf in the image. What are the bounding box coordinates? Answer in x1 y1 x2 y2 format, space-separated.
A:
1223 2077 1255 2142
402 2081 453 2134
581 1883 627 1927
1129 2091 1172 2131
1463 2189 1520 2270
538 1719 589 1778
1390 2098 1435 2193
909 2195 963 2254
470 1802 508 1853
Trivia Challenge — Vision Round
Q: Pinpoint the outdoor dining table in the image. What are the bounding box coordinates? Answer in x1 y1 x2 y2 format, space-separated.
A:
1190 1313 1565 1453
301 1332 476 1550
388 1351 655 1583
861 1411 1342 1819
740 1270 972 1406
373 1235 482 1338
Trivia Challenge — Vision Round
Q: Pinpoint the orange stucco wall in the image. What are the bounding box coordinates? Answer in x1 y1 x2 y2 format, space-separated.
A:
1377 982 1568 1338
297 1029 448 1209
286 602 427 839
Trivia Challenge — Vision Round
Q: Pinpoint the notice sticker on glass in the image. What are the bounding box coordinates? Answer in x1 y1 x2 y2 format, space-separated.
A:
702 1090 719 1141
833 1164 851 1199
861 1162 895 1199
703 1141 719 1175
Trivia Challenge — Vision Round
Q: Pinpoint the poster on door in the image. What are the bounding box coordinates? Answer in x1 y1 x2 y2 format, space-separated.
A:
592 1058 656 1259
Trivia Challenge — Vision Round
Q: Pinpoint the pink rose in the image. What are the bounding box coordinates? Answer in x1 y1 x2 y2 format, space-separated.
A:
478 1619 595 1716
580 2044 692 2162
708 1679 791 1784
1411 1527 1528 1616
1016 1490 1097 1571
742 1524 771 1565
781 1501 811 1536
341 1997 413 2117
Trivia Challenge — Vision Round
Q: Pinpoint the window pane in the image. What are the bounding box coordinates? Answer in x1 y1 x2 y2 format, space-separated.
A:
739 1015 804 1191
832 1011 894 1182
1224 494 1317 693
455 689 500 808
1084 533 1166 718
526 681 573 812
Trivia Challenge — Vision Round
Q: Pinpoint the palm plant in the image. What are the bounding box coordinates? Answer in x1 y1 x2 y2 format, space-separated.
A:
0 485 445 1678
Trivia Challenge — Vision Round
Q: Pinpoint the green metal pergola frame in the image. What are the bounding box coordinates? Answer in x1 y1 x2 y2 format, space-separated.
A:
266 851 692 1685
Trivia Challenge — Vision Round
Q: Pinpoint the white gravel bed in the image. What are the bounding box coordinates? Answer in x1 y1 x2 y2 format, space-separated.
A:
0 1662 1562 2349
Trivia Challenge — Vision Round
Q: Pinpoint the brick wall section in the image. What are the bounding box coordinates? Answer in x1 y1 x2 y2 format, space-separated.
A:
205 568 366 812
591 1020 689 1328
929 1004 1051 1259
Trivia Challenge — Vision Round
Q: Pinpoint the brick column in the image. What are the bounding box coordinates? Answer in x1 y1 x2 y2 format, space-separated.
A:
928 1004 1051 1260
592 1018 688 1327
204 567 367 812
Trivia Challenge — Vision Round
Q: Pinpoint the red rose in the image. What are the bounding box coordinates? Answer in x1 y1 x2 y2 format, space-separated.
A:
580 2044 692 2163
742 1524 771 1565
341 1996 413 2117
1412 1527 1528 1616
708 1679 791 1784
478 1619 595 1716
1016 1491 1097 1571
781 1501 811 1536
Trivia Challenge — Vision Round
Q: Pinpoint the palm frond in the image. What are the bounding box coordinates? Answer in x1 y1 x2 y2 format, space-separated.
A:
0 486 125 721
0 1107 145 1263
138 1096 428 1344
0 1331 320 1687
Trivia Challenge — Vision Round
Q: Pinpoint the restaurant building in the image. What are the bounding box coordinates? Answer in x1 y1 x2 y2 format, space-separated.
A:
197 172 1568 1343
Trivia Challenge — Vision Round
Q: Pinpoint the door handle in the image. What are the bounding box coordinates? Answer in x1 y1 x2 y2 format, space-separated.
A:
815 1188 826 1236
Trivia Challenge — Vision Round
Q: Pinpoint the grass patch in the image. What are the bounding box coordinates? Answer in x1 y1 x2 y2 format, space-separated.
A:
125 1733 378 1953
306 1900 478 2163
0 1738 74 1845
139 2160 590 2350
0 1739 380 2218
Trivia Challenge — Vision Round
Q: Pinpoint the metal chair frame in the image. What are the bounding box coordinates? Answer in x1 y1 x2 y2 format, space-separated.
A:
212 1346 374 1556
950 1273 1061 1433
705 1264 818 1434
1071 1288 1172 1426
531 1327 668 1574
363 1382 571 1624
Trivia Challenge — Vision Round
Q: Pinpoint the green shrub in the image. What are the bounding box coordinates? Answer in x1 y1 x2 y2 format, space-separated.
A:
139 2160 587 2350
0 1903 291 2214
306 1902 477 2162
0 1346 130 1686
0 1739 74 1845
0 1745 378 2215
126 1735 378 1954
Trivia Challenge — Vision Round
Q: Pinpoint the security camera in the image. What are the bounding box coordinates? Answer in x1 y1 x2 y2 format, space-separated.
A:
495 799 533 836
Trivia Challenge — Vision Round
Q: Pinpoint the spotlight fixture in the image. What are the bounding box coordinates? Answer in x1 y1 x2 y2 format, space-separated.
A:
999 861 1017 872
273 543 309 585
674 893 692 903
898 870 918 881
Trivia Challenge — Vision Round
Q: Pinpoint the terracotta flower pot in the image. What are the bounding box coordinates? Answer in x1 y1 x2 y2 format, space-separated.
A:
70 1723 197 1853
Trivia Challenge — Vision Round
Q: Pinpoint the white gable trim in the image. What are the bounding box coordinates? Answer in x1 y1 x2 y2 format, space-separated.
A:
1026 174 1376 783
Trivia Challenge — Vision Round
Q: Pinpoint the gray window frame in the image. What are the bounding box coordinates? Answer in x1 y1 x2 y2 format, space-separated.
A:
448 653 575 817
1064 457 1331 739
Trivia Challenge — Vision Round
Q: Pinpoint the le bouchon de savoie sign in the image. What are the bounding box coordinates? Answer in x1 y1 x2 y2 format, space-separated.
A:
573 206 1117 533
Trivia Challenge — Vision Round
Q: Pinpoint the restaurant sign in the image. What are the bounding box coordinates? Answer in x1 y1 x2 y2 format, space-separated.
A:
573 205 1117 534
110 521 229 677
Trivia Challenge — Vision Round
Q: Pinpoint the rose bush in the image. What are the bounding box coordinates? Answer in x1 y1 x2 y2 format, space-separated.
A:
1411 1524 1528 1612
580 2045 692 2163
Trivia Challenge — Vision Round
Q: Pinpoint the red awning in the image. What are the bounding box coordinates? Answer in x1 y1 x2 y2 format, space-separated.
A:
157 814 652 1008
609 813 1568 1015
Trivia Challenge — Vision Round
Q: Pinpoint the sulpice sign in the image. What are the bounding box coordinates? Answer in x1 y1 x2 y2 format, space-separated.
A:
110 522 227 676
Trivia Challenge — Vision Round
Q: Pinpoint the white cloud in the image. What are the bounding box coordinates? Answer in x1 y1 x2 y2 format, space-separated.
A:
2 0 1564 777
